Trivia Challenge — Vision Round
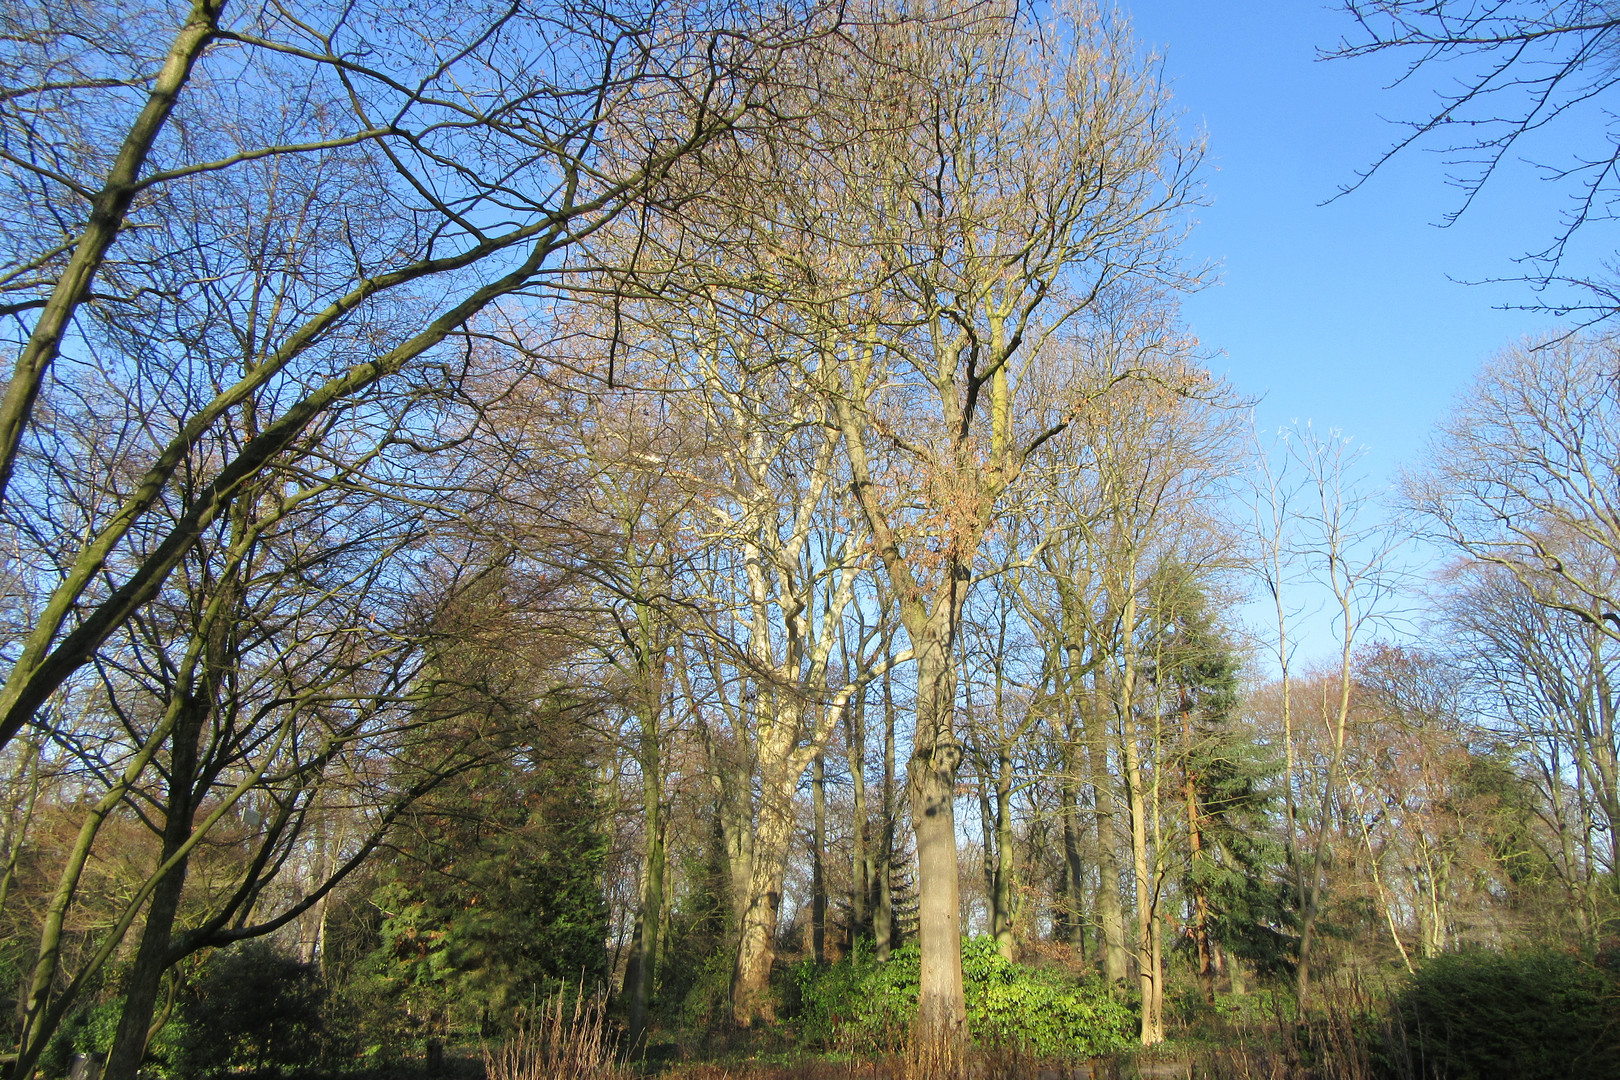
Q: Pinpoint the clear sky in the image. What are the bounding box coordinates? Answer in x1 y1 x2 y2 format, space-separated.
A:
1128 2 1589 486
1115 3 1616 667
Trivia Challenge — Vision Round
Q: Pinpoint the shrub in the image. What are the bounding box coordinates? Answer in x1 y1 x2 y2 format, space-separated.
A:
794 937 1133 1060
40 997 124 1079
1386 947 1620 1080
170 941 325 1079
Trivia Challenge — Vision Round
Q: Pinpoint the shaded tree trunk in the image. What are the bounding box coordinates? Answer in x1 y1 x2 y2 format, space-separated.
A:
875 664 898 961
102 700 207 1080
625 726 665 1049
1060 771 1087 958
991 750 1015 960
847 691 871 946
1085 689 1128 984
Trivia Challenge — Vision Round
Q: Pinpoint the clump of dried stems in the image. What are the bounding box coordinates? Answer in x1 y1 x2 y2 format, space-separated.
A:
1192 990 1389 1080
482 989 618 1080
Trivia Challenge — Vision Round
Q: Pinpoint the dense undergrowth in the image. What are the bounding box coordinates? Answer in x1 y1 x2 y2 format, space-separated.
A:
790 938 1134 1059
42 939 1620 1080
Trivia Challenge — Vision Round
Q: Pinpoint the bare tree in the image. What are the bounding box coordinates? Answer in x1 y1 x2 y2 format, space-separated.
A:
1332 1 1620 314
811 6 1201 1060
1411 334 1620 642
1266 424 1407 1008
1444 560 1620 934
0 0 840 757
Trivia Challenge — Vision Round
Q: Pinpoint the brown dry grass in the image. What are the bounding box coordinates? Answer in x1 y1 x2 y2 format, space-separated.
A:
482 989 619 1080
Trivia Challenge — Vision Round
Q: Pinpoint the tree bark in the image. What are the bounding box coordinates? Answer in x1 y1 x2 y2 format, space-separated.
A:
812 752 827 964
625 727 665 1049
730 758 796 1025
991 750 1015 960
847 693 871 946
1059 771 1087 958
101 696 208 1080
1085 690 1128 984
909 629 967 1065
875 665 898 960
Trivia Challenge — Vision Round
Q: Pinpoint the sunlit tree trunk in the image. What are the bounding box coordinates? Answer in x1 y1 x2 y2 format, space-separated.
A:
812 752 827 964
1117 588 1163 1046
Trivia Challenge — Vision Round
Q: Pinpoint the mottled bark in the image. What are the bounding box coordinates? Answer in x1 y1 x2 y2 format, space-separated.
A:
730 759 796 1025
910 634 967 1063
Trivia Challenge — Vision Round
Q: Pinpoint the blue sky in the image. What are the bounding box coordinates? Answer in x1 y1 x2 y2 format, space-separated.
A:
1129 2 1583 485
1117 3 1614 668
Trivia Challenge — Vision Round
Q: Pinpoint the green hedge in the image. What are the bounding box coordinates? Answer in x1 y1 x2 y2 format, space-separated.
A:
793 937 1132 1060
1387 947 1620 1080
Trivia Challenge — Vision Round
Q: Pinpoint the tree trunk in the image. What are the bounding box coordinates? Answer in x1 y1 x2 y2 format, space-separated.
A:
909 633 966 1067
625 741 664 1049
812 752 827 964
876 665 897 960
102 698 207 1080
1184 708 1214 1004
730 763 796 1025
1085 695 1128 983
1117 596 1163 1047
847 692 871 946
1123 724 1160 1045
992 751 1015 960
1059 772 1086 958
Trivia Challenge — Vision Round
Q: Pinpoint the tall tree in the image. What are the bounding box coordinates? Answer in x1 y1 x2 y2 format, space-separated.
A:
816 6 1202 1059
0 0 841 759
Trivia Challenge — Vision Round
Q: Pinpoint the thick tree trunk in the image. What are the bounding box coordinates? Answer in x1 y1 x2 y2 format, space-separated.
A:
910 635 966 1068
731 754 799 1025
721 763 755 935
1059 772 1086 958
1085 699 1128 983
847 694 871 946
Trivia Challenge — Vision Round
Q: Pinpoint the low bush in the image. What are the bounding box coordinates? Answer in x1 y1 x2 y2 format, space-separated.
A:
170 941 326 1080
1384 947 1620 1080
793 937 1133 1060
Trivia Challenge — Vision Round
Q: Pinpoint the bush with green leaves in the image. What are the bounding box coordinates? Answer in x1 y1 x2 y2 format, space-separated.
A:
794 937 1133 1060
170 941 326 1080
40 997 125 1079
1386 947 1620 1080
